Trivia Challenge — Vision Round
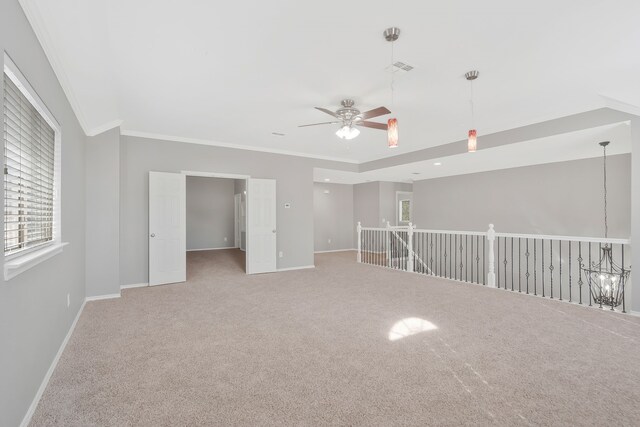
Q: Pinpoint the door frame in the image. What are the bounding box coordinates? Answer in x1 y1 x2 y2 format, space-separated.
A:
396 190 413 226
234 193 242 248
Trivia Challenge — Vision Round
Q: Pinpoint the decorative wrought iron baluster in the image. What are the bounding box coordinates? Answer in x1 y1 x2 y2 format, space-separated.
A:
568 241 572 302
578 242 583 305
459 237 464 281
476 235 480 284
589 242 591 307
549 240 554 299
533 239 537 296
622 244 626 313
510 237 514 291
525 239 530 294
598 242 602 309
449 234 452 279
497 237 500 288
454 234 457 280
429 233 434 275
559 241 563 301
542 240 545 298
518 238 521 292
503 237 508 290
483 236 486 285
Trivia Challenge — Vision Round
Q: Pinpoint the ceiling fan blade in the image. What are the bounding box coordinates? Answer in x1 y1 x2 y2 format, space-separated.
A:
359 106 391 120
314 107 339 118
298 121 340 128
356 121 388 130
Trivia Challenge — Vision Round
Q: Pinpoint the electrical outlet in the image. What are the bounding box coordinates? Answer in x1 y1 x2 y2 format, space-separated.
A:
279 251 283 258
67 293 70 308
328 238 331 244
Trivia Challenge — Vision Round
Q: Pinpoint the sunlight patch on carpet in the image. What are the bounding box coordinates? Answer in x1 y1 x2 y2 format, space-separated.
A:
388 317 438 341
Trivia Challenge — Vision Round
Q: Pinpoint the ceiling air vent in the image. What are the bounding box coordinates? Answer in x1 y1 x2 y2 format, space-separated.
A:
387 61 414 73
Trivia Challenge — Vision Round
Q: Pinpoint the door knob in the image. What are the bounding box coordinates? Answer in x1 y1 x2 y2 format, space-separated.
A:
150 233 156 238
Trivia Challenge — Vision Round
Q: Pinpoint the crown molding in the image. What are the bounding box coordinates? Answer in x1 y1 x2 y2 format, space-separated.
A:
87 119 123 137
120 130 360 164
18 0 92 135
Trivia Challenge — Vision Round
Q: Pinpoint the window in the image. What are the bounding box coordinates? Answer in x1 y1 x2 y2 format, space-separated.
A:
399 199 411 223
3 54 61 267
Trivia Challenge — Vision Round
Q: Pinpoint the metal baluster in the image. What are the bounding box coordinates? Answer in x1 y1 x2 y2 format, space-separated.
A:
497 237 500 288
449 234 452 279
460 237 464 281
559 240 563 301
622 244 626 313
476 235 480 284
511 237 514 291
589 242 591 307
429 233 434 275
598 242 602 309
578 242 583 305
525 239 530 294
518 238 521 292
503 237 508 290
466 235 469 282
542 239 545 298
454 234 458 280
533 239 537 296
568 241 572 302
550 239 554 299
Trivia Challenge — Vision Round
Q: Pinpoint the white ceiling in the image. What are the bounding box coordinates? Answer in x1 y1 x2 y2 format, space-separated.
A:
20 0 640 163
314 123 631 184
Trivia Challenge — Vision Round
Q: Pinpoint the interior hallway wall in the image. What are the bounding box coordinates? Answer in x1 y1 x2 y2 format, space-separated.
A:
0 1 88 425
86 127 120 297
412 154 631 237
313 183 354 251
186 177 235 251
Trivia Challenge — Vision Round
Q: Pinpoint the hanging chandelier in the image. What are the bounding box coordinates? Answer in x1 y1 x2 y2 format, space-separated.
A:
384 27 400 148
465 70 479 152
580 141 631 310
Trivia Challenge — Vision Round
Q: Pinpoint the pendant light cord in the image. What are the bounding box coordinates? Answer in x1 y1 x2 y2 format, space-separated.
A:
390 40 395 106
470 79 475 128
603 143 608 239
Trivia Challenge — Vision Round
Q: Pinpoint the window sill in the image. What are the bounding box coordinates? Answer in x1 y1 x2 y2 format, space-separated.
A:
4 242 69 281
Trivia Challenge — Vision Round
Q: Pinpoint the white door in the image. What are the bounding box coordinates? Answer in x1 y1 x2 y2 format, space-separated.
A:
246 178 277 274
149 172 186 286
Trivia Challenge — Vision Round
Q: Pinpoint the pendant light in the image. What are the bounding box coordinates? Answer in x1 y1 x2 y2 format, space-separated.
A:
580 141 631 311
384 27 400 148
465 70 479 152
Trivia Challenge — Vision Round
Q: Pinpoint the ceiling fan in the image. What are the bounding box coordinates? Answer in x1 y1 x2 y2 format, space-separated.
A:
299 99 391 140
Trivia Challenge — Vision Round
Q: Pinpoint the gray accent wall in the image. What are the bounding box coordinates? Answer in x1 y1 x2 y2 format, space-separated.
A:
0 1 87 425
86 127 120 297
313 183 354 251
119 136 323 285
186 177 235 251
412 154 631 238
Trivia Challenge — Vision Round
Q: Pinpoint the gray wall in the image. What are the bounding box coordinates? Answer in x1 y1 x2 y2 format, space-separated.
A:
0 1 87 425
313 183 354 251
186 177 235 250
353 182 380 228
86 127 120 297
412 154 631 237
379 182 412 226
120 136 326 285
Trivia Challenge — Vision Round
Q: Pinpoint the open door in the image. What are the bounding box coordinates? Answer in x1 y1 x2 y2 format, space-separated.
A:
149 171 186 286
246 178 277 274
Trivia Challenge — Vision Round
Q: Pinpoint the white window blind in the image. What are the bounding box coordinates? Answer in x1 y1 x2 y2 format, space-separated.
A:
3 72 55 255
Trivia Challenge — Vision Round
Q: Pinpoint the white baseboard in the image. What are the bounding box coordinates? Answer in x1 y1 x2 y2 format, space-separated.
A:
314 249 357 254
277 265 315 272
20 299 86 427
629 310 640 318
85 293 121 302
187 246 238 252
120 282 148 290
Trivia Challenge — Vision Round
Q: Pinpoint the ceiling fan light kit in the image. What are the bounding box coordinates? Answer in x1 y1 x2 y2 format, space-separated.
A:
336 125 360 140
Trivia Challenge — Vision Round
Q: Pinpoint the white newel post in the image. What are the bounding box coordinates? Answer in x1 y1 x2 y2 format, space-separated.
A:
407 222 414 272
386 221 391 267
357 222 362 263
487 224 496 287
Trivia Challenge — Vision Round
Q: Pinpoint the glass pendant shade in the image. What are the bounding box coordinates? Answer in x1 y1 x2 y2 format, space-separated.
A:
388 118 398 148
335 125 360 140
468 129 477 152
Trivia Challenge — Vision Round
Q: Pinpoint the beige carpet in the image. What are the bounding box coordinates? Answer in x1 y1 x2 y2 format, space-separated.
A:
31 250 640 426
